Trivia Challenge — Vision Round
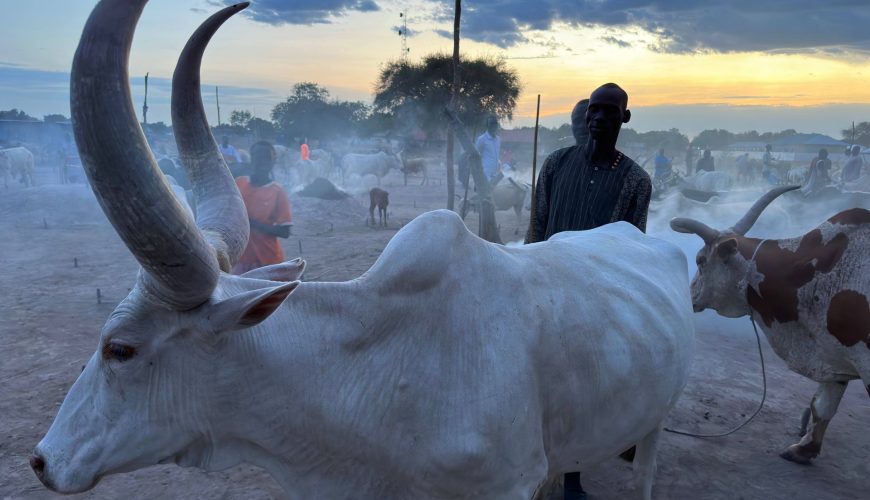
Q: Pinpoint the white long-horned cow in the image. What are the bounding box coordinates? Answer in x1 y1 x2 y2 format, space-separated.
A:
31 2 695 499
341 150 402 185
0 146 35 188
671 185 870 465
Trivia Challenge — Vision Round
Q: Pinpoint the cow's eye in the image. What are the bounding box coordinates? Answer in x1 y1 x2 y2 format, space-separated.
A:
102 342 136 362
697 256 706 267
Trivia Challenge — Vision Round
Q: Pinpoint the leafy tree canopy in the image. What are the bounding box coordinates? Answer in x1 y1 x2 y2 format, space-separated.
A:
842 122 870 147
373 53 521 136
0 109 38 121
271 82 369 144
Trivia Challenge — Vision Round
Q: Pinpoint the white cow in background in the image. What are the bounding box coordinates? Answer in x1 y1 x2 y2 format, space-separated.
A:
0 146 35 188
341 150 402 185
31 3 695 500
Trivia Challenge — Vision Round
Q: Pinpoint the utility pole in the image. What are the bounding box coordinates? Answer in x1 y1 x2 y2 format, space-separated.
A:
215 86 221 126
142 72 149 125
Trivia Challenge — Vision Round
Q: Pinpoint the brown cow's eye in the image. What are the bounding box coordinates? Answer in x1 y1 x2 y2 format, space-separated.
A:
102 343 136 362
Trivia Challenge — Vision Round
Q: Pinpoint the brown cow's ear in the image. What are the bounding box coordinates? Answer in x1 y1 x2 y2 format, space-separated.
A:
716 237 738 259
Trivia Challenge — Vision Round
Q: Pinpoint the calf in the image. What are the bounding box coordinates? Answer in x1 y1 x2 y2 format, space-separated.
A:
369 187 389 227
671 185 870 464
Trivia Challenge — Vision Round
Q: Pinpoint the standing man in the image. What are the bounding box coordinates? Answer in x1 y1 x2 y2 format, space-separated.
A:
654 148 672 181
842 144 864 183
526 83 651 499
219 135 242 164
232 141 293 275
762 143 779 184
526 83 651 243
300 137 310 161
475 115 502 182
685 145 696 176
695 149 715 173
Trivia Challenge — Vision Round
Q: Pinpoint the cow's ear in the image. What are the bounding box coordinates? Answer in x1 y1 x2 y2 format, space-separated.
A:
241 258 306 282
208 281 299 332
716 237 738 259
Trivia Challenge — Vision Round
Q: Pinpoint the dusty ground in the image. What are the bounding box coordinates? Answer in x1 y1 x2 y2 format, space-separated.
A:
1 165 868 499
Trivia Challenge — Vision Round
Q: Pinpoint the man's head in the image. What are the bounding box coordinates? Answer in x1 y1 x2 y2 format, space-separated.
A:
486 116 499 136
570 99 590 145
819 148 828 159
250 141 275 178
765 144 772 152
658 148 665 156
703 149 712 158
221 135 229 146
586 83 630 142
851 145 861 156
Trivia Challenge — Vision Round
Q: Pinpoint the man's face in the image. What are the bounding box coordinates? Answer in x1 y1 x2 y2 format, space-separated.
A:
586 87 628 141
487 122 498 136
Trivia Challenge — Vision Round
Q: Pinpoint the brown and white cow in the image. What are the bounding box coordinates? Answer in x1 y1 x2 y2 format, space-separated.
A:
670 185 870 464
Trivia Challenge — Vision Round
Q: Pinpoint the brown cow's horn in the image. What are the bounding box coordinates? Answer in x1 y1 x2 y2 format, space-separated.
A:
729 185 801 236
172 2 250 272
670 217 720 244
71 0 220 310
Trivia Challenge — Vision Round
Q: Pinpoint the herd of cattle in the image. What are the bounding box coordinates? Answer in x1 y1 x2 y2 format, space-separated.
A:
12 1 870 499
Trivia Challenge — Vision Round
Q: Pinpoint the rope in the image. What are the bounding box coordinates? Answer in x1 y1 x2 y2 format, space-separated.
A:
664 238 769 438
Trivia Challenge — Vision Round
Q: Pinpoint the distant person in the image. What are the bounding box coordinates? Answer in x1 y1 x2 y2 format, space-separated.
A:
695 149 714 173
232 141 292 275
762 143 779 184
802 148 831 194
300 138 310 161
526 83 651 500
685 146 696 176
219 135 242 164
571 99 590 145
735 152 751 183
841 145 864 183
654 148 672 180
475 115 502 182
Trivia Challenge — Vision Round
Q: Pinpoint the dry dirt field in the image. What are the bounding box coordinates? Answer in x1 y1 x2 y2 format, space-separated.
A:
1 166 868 499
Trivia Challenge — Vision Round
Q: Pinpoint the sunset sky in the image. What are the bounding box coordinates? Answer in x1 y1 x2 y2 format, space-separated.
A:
1 0 869 138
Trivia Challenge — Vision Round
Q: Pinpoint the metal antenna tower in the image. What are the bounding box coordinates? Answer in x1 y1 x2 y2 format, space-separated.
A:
398 11 410 62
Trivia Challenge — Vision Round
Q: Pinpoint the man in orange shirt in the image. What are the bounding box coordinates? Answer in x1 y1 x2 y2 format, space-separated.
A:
300 138 310 161
232 141 293 274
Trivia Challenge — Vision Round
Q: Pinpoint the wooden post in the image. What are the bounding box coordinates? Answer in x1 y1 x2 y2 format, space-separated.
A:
142 72 149 126
445 0 462 211
215 86 221 126
530 94 541 230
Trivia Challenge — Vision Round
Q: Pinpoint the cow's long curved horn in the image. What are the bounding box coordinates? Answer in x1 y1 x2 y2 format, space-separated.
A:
670 217 720 244
71 0 219 309
172 2 250 272
729 185 801 235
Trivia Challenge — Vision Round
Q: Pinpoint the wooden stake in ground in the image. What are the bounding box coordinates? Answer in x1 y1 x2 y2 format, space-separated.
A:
530 94 541 233
444 0 462 211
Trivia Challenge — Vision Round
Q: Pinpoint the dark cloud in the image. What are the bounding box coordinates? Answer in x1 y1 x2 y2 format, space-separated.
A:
601 36 631 48
431 0 870 56
215 0 380 25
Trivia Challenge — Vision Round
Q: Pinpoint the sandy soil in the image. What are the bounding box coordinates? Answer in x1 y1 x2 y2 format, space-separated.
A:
1 166 868 499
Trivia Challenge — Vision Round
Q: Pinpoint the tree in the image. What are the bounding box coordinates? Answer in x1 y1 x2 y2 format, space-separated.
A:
373 53 521 137
271 82 369 143
247 117 276 140
0 109 38 121
230 109 253 128
43 114 69 123
842 122 870 146
143 121 171 136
